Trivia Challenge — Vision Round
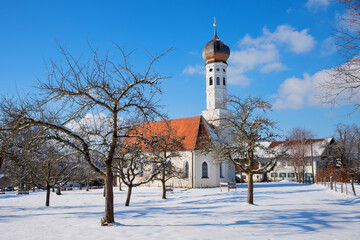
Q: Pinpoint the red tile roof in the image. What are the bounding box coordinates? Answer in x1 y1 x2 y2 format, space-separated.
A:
126 115 212 150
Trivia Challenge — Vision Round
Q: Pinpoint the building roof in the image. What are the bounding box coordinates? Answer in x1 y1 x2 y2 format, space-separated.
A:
126 115 213 150
268 138 334 158
202 29 230 64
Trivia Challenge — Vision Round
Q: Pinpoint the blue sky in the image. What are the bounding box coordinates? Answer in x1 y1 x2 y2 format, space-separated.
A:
0 0 359 138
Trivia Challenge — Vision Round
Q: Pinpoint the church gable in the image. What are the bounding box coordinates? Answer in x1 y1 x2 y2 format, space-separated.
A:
195 117 213 149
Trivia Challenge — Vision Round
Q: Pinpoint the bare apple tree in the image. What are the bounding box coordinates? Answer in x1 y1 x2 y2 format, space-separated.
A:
145 123 183 200
114 140 160 206
285 128 315 183
0 44 170 225
3 127 77 206
212 96 282 204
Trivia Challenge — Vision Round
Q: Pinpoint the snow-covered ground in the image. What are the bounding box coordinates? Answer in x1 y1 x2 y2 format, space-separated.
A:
1 182 360 240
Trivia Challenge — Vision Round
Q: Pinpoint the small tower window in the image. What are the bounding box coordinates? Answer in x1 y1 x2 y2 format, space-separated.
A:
209 68 213 72
223 77 226 85
216 68 220 71
223 69 226 72
216 77 220 85
209 77 213 86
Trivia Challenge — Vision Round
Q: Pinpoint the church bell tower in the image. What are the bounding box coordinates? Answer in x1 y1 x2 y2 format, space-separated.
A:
201 19 231 127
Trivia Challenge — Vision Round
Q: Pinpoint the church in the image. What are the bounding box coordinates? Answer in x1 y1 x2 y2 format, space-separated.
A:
130 22 236 188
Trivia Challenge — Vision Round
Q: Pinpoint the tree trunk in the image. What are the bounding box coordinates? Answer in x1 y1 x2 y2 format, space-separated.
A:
247 173 254 204
125 185 133 206
86 181 89 191
79 182 82 190
56 187 61 195
351 179 357 196
161 170 166 199
46 185 51 207
104 165 114 224
330 176 334 190
162 181 166 200
118 178 122 191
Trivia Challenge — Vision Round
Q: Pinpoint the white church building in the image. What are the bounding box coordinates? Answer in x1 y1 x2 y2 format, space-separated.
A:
128 23 236 188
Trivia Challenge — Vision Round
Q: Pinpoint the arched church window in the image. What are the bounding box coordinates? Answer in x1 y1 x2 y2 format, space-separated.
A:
223 77 226 85
216 77 220 85
202 162 208 178
209 77 213 86
209 68 213 72
183 161 189 178
216 68 220 71
223 69 226 72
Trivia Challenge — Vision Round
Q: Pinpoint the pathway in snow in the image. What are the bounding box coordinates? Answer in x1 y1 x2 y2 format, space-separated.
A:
1 182 359 240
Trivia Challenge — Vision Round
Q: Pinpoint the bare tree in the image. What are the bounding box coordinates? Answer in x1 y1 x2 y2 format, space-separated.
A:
4 127 76 206
322 123 360 183
331 123 359 168
285 128 315 183
320 0 360 113
146 124 183 199
0 44 170 225
212 96 282 204
70 161 99 190
114 141 161 206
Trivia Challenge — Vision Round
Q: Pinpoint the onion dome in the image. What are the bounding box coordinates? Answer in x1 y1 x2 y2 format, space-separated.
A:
202 20 230 64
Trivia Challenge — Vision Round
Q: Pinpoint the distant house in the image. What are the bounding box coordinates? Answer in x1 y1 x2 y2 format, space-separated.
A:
236 138 335 182
268 138 334 182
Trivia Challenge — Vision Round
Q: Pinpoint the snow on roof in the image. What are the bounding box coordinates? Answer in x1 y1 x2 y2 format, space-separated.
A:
255 142 272 158
269 138 333 158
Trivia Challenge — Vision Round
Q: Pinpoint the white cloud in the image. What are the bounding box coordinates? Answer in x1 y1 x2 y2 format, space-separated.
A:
261 62 287 73
306 0 330 12
227 66 251 86
273 70 330 109
320 37 337 56
188 51 199 56
241 25 315 54
227 24 315 85
230 43 279 70
182 64 204 75
273 59 360 110
269 25 315 53
66 112 111 133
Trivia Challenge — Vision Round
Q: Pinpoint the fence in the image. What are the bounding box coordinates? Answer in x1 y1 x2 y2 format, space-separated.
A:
318 176 357 196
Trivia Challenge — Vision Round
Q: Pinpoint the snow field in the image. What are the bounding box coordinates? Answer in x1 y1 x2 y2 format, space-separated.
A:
1 182 360 240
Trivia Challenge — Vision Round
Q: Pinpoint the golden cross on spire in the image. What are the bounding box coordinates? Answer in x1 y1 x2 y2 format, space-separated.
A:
213 16 217 28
